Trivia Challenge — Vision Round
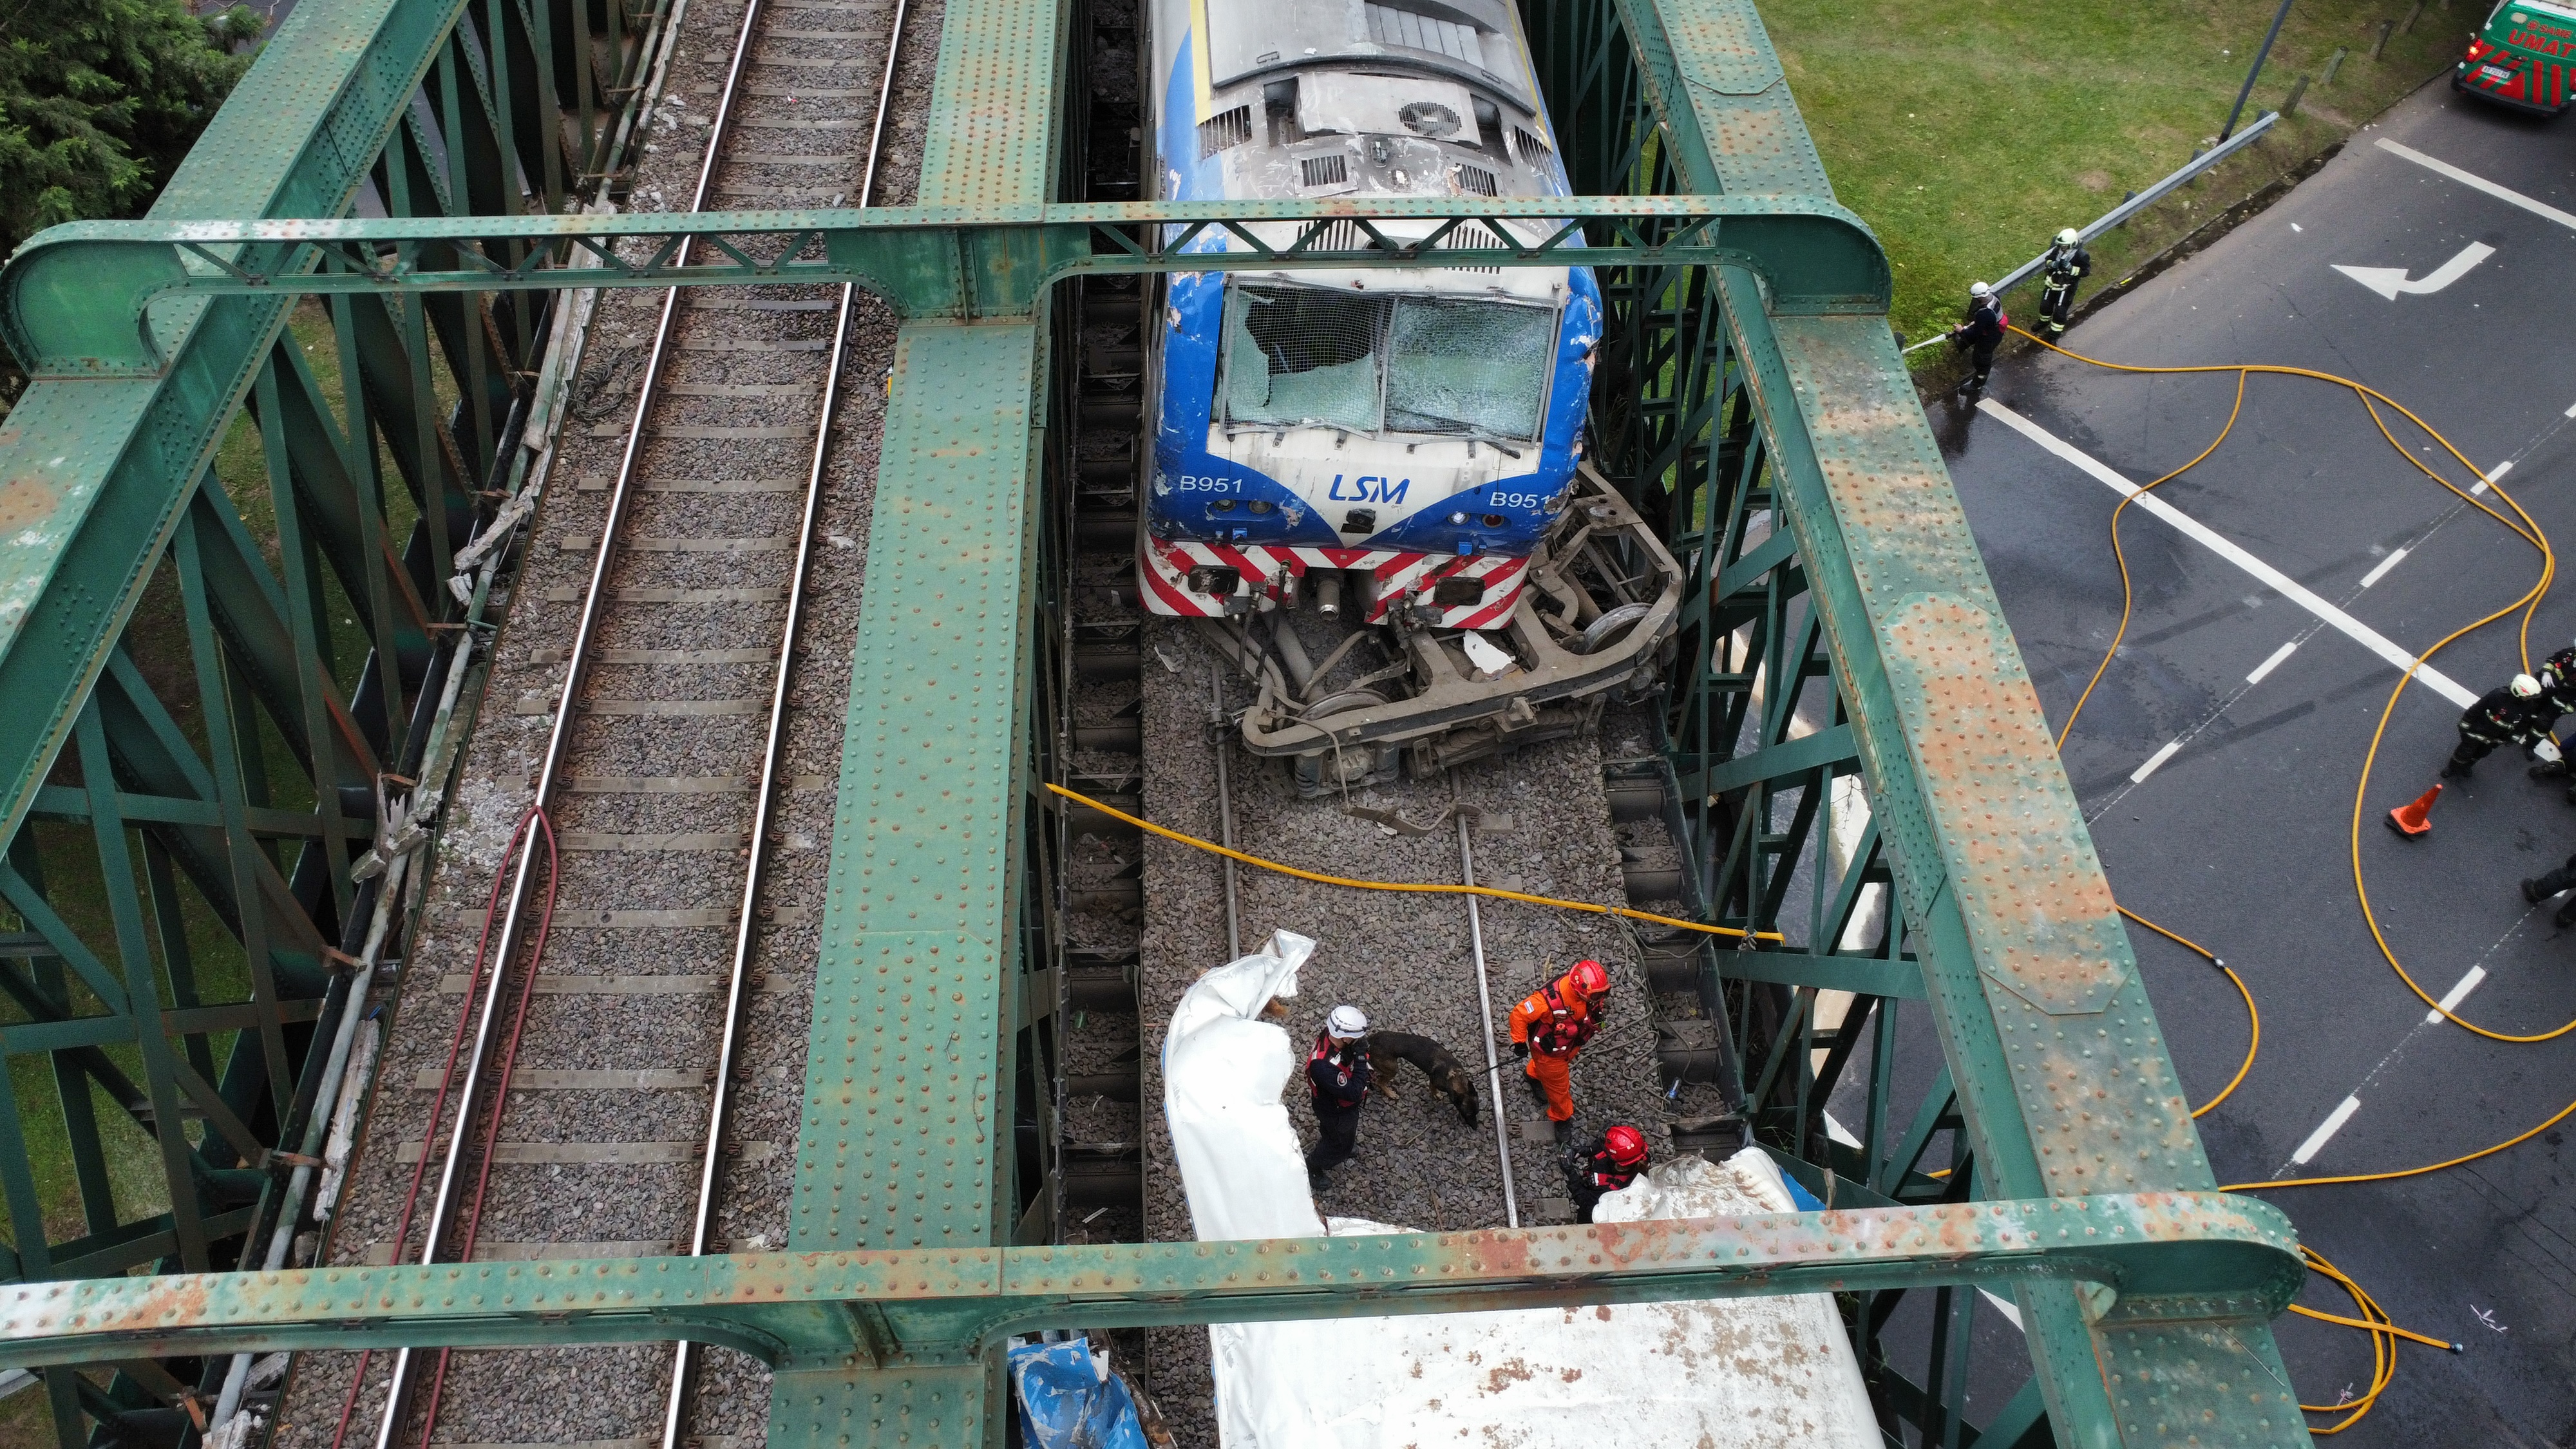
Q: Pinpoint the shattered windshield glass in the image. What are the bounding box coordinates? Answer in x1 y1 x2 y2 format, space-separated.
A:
1217 282 1556 441
1220 285 1388 432
1384 298 1553 440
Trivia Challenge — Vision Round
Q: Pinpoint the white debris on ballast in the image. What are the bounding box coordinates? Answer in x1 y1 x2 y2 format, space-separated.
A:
1164 935 1877 1449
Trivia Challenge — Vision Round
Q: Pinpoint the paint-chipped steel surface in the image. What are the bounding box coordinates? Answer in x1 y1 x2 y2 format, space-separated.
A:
0 196 1888 377
0 1190 2301 1368
0 0 477 854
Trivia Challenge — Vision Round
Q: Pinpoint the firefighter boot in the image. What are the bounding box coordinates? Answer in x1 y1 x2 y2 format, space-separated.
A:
2532 863 2576 904
1554 1118 1575 1145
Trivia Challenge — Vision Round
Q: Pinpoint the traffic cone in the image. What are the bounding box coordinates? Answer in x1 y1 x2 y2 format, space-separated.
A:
2386 784 2442 837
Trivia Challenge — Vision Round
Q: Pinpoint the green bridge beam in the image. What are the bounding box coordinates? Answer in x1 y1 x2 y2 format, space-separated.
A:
0 195 1889 376
0 0 2323 1437
0 1193 2302 1371
1616 0 2313 1437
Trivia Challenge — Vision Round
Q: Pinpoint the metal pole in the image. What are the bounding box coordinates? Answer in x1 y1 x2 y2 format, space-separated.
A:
1449 772 1519 1228
1210 669 1242 959
2222 0 2297 140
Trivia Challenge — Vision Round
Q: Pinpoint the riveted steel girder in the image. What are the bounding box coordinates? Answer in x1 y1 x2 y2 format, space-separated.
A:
0 0 2320 1439
0 1193 2300 1370
1610 0 2309 1436
0 195 1889 376
0 0 477 871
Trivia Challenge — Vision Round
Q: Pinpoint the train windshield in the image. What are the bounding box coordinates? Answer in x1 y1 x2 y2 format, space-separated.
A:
1218 282 1553 440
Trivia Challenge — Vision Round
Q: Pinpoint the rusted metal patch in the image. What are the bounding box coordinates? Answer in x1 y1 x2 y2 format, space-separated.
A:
0 1192 2298 1373
1662 0 1781 96
1878 594 2129 1016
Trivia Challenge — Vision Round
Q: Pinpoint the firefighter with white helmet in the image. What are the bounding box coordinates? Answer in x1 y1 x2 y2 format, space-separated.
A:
1947 281 2006 394
2038 226 2092 336
1304 1005 1373 1189
2526 636 2576 780
2445 672 2547 778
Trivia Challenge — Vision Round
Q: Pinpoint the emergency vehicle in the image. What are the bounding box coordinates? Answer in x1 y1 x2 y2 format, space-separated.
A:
2456 0 2576 113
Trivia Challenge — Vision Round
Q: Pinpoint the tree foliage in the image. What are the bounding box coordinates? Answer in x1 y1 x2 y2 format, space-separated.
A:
0 0 264 261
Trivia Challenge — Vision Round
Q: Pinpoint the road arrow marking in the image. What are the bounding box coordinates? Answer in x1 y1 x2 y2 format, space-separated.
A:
2333 241 2495 299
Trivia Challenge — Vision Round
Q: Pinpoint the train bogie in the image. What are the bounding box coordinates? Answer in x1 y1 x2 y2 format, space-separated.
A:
1136 0 1680 781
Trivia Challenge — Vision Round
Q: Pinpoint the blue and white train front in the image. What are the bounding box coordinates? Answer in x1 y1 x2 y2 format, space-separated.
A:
1139 247 1600 630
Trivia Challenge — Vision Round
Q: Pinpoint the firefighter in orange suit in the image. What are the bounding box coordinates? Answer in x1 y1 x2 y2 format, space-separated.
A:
1508 959 1611 1142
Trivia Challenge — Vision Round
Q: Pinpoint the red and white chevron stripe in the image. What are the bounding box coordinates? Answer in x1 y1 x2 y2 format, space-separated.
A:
1139 536 1528 630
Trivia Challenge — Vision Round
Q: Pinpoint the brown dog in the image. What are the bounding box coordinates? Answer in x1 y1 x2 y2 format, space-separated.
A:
1365 1030 1480 1127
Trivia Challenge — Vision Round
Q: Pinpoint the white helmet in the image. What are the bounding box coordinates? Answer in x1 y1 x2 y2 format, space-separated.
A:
1968 280 1992 298
2512 673 2543 698
1327 1005 1368 1038
2056 227 2079 247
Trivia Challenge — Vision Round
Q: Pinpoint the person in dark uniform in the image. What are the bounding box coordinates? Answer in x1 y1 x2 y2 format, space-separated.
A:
1949 281 2005 393
2523 857 2576 927
1562 1124 1650 1223
2528 638 2576 779
2037 228 2092 336
1304 1005 1372 1189
2445 674 2546 778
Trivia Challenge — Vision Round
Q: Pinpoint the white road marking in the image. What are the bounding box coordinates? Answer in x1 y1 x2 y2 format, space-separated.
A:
2333 241 2496 299
2247 640 2299 685
2291 222 2304 232
1979 401 2477 707
2566 399 2576 419
2291 1095 2363 1166
2427 965 2488 1024
1980 1289 2025 1331
2378 138 2576 232
2473 460 2512 495
2358 547 2409 587
2130 740 2184 783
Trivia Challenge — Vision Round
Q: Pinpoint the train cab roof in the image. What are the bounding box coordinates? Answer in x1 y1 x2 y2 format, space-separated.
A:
1203 0 1536 109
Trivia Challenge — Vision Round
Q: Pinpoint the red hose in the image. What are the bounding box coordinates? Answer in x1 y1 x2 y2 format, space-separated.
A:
328 808 556 1449
416 812 561 1448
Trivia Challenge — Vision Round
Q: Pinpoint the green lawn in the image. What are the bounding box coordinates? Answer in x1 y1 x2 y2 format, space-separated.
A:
1761 0 2481 352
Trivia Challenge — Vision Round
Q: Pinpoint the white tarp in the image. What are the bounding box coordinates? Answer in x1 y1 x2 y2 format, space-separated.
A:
1162 936 1879 1449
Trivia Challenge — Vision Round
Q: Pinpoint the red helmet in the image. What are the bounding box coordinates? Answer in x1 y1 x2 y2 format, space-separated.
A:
1567 959 1611 997
1604 1124 1648 1167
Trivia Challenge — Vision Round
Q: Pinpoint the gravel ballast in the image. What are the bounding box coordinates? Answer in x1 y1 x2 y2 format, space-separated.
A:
269 1 940 1444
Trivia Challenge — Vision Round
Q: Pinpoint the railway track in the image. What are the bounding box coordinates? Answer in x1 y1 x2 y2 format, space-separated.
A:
1038 1 1749 1432
274 0 936 1445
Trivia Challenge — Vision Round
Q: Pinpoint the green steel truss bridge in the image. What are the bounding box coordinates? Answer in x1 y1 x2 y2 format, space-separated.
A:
0 0 2316 1441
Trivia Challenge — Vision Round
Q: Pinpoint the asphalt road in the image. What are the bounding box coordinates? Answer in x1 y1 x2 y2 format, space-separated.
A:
1920 77 2576 1445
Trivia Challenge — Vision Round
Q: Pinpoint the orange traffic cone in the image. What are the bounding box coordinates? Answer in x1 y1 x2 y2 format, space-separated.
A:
2387 784 2442 837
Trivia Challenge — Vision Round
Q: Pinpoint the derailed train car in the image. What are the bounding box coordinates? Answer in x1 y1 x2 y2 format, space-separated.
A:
1139 0 1682 791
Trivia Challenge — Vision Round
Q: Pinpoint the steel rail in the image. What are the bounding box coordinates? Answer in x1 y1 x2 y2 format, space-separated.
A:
1209 669 1242 959
1450 771 1520 1229
368 0 782 1439
658 0 910 1435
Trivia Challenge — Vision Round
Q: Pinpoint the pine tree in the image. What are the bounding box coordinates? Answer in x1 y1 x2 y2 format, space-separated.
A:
0 0 263 263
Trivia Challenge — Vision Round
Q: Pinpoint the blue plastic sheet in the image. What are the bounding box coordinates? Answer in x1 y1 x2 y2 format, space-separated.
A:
1007 1336 1150 1449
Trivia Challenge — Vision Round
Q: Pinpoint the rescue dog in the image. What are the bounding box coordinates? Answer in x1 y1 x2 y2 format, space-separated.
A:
1364 1030 1479 1127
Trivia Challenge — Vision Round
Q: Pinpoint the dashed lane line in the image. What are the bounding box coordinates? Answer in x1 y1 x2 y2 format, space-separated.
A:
2247 640 2298 685
2358 547 2409 588
2130 740 2183 784
2291 1095 2364 1167
2472 460 2512 496
2429 965 2490 1025
1978 399 2476 708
